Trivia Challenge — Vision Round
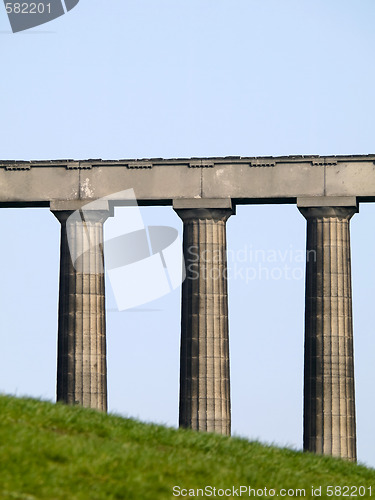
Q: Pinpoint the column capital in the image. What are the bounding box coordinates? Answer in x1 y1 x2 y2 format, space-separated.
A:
50 200 112 224
176 207 234 223
173 198 233 210
173 198 235 222
297 196 358 220
298 206 358 220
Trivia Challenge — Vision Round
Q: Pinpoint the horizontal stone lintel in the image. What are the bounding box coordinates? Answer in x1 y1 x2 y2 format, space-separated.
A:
2 156 375 204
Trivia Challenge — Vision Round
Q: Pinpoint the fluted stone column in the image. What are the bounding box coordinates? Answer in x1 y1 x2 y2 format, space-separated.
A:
52 201 110 411
175 201 234 435
299 201 357 461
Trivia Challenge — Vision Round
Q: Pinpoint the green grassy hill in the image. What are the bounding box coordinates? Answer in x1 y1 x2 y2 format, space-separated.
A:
0 396 374 499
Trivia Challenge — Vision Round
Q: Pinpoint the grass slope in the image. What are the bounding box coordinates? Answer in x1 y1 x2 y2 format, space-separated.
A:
0 396 374 499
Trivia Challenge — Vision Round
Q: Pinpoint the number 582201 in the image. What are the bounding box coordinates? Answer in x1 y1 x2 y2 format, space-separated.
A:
5 3 52 14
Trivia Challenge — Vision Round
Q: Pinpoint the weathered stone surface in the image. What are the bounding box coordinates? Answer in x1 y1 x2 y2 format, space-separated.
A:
1 155 375 205
299 205 357 462
176 207 233 435
53 207 110 411
0 155 369 457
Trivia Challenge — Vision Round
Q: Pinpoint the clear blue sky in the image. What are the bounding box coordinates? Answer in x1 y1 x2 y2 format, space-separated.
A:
1 0 375 468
